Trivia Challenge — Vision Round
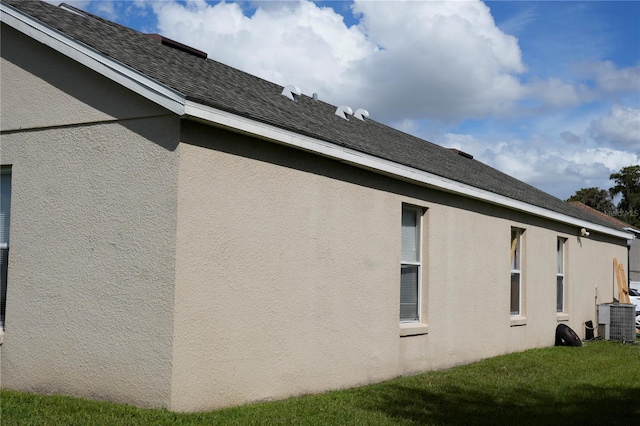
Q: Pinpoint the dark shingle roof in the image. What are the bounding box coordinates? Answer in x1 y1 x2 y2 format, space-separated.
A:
1 0 625 232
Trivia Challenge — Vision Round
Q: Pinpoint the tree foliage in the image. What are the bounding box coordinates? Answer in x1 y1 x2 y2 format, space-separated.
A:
609 165 640 227
567 187 614 213
567 165 640 227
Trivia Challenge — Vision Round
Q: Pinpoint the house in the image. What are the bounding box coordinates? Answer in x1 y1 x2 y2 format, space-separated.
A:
0 0 634 412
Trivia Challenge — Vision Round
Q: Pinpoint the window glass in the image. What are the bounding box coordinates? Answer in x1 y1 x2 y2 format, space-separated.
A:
510 229 520 270
0 171 10 246
401 208 419 263
400 265 419 321
557 238 564 274
556 276 564 313
510 273 520 315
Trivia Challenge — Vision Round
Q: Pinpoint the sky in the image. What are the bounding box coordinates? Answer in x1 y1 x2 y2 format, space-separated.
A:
46 0 639 200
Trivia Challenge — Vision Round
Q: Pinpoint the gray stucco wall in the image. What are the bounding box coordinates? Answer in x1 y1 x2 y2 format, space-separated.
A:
170 121 628 412
1 25 180 408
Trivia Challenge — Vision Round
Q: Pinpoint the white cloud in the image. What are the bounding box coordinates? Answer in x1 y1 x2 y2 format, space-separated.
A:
147 0 526 121
519 60 640 111
350 0 526 120
440 130 639 200
523 78 585 108
151 0 374 106
493 5 537 36
589 105 640 151
578 61 640 95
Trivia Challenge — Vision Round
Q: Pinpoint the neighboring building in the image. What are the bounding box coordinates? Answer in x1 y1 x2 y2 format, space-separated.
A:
0 0 634 412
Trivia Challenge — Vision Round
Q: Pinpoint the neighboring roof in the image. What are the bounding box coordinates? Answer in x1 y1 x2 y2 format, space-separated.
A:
0 0 633 240
569 202 640 235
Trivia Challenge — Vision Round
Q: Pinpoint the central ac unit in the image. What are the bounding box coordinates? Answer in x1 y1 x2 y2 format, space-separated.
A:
598 303 635 342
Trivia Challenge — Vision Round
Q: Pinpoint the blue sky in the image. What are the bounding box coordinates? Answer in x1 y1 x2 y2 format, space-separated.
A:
50 1 639 200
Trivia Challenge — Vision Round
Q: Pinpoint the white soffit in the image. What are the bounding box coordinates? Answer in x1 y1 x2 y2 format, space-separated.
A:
2 3 633 241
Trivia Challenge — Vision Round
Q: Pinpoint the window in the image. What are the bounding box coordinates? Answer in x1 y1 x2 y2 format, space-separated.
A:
556 237 566 313
1 168 11 329
400 205 422 322
510 228 523 316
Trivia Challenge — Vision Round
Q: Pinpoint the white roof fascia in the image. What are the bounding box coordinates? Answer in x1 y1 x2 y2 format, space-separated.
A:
0 3 186 115
623 227 639 236
184 101 633 241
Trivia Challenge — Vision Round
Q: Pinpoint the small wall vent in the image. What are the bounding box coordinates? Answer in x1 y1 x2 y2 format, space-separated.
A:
354 109 369 121
281 85 301 102
335 106 353 120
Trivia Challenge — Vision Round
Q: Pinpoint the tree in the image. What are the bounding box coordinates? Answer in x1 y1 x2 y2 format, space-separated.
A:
567 187 614 213
609 165 640 227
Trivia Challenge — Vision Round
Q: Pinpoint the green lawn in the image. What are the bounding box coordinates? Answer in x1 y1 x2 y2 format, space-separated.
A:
2 339 639 425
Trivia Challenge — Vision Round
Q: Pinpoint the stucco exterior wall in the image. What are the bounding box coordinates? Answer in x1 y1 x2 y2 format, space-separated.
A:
171 122 628 412
1 25 180 408
0 25 171 132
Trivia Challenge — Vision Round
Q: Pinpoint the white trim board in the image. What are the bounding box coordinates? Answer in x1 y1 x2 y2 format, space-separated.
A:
2 3 633 241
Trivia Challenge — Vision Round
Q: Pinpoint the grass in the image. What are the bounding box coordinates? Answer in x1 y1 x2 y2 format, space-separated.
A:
2 339 639 425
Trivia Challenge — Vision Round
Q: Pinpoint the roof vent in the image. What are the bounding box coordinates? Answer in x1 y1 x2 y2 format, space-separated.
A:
354 109 369 121
335 106 353 120
146 34 208 59
281 85 301 102
59 3 92 18
448 148 474 160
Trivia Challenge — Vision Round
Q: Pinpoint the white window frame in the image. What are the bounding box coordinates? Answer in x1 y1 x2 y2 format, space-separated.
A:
556 237 566 313
400 205 423 323
510 228 523 316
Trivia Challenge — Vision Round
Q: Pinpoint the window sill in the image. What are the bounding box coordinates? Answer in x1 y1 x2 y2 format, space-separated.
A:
400 322 429 337
556 313 570 322
510 316 527 327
